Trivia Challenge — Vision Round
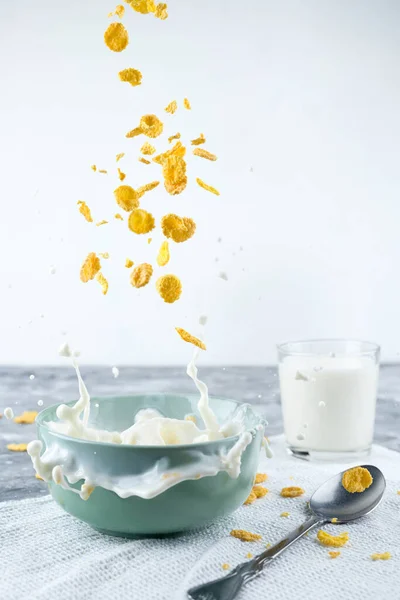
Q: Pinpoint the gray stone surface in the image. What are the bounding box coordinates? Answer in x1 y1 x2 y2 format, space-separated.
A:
0 364 399 502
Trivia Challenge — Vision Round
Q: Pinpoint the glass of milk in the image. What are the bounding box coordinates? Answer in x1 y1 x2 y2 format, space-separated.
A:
278 339 380 461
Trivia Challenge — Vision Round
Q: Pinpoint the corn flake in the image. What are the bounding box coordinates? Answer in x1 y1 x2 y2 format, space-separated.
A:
191 133 206 145
99 252 110 259
140 114 164 138
317 530 349 548
153 141 186 164
77 201 93 223
154 2 168 19
280 512 290 518
128 209 155 234
196 177 220 196
147 237 152 244
331 518 338 524
96 273 109 295
281 486 305 498
126 127 143 138
175 327 206 350
114 185 140 212
126 0 156 14
118 68 142 87
329 551 341 559
91 164 97 171
117 168 126 181
371 552 391 561
80 253 101 283
255 473 268 484
130 263 153 288
35 473 44 480
104 22 129 52
116 153 125 162
14 411 38 424
137 180 160 198
161 214 196 243
230 530 262 543
125 258 134 268
244 490 256 505
163 156 187 195
96 220 108 227
115 213 124 220
253 486 268 499
193 148 217 161
157 240 170 266
98 169 108 174
109 4 125 18
168 132 181 143
7 443 28 452
342 467 373 493
183 97 191 110
141 142 156 155
139 157 151 165
156 274 182 303
165 100 177 114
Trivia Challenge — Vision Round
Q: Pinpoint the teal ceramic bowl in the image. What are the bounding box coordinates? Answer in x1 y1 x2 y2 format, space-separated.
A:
36 393 264 537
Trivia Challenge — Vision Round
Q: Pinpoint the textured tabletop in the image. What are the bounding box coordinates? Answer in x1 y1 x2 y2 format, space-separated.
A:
0 364 399 502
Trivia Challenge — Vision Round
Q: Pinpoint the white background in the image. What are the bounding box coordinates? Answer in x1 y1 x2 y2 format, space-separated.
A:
1 0 400 365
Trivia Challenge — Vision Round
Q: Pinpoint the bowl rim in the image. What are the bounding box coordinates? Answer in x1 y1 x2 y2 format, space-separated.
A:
36 392 265 450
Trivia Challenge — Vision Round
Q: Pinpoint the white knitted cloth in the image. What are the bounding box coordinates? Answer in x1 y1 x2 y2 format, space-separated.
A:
0 436 399 600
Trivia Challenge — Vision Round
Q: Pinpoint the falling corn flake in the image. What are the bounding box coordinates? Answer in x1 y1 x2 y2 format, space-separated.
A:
183 98 191 110
281 486 305 498
137 180 160 197
115 213 124 220
255 473 268 484
196 177 220 196
96 220 108 227
77 201 93 223
141 142 156 156
116 153 125 162
342 467 373 493
91 165 97 171
147 237 152 244
175 327 206 351
153 141 186 165
140 114 164 138
163 156 187 195
191 133 206 145
154 2 168 19
104 22 129 52
80 253 101 283
130 263 153 288
128 209 155 234
96 273 109 295
126 0 156 14
139 157 151 165
126 127 142 138
165 100 178 114
118 168 126 181
109 4 125 18
329 551 341 559
244 490 257 505
118 68 142 87
157 240 170 266
98 169 108 174
156 274 182 303
371 552 391 561
280 512 290 518
161 214 196 243
114 185 140 212
221 564 230 571
193 148 217 161
168 132 181 143
246 553 253 559
230 530 262 543
7 443 28 452
317 530 349 548
14 411 38 424
125 258 134 268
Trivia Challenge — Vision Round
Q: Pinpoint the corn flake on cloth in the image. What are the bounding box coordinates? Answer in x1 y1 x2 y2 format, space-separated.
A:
0 436 399 600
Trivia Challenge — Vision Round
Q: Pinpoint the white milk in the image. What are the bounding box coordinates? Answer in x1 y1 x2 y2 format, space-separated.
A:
279 355 379 453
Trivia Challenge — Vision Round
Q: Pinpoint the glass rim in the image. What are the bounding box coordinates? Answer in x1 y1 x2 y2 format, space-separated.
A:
277 338 380 357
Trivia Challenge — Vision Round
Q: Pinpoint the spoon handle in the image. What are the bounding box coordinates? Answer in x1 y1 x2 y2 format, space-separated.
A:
187 515 325 600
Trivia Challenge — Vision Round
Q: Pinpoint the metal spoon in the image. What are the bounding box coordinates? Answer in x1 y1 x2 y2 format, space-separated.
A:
187 464 385 600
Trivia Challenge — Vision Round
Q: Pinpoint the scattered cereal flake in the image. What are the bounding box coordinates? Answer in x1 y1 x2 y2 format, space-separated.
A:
115 213 124 220
221 564 230 571
342 467 373 493
163 156 187 195
125 258 134 268
193 148 217 161
114 185 140 211
118 68 142 86
126 127 143 138
331 518 338 524
7 443 28 452
157 240 170 266
397 490 400 495
130 263 153 288
154 2 168 19
81 483 95 500
35 473 44 480
116 153 125 162
244 490 257 505
161 214 196 243
156 274 182 303
77 201 93 223
137 180 160 197
317 530 349 548
14 411 38 424
98 169 108 174
265 543 272 548
253 486 268 499
230 530 262 543
185 414 196 423
196 177 220 196
153 141 186 164
141 142 156 155
80 253 101 283
329 551 341 559
246 553 253 559
255 473 268 484
147 237 152 244
96 220 108 227
371 552 391 561
280 486 305 498
140 114 164 138
104 22 129 52
165 100 178 114
139 157 151 164
118 168 126 181
175 327 206 351
280 512 290 518
91 164 97 171
115 4 125 17
168 132 181 143
183 97 191 110
99 253 110 260
96 272 109 295
126 0 156 14
128 209 155 234
191 133 206 145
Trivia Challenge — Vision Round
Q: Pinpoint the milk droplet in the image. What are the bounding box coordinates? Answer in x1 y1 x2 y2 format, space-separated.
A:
257 394 262 399
218 271 228 281
199 315 208 326
296 433 305 441
112 366 119 378
303 423 308 428
217 237 222 243
4 407 14 419
49 265 56 275
29 374 35 380
319 401 326 408
37 400 44 407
